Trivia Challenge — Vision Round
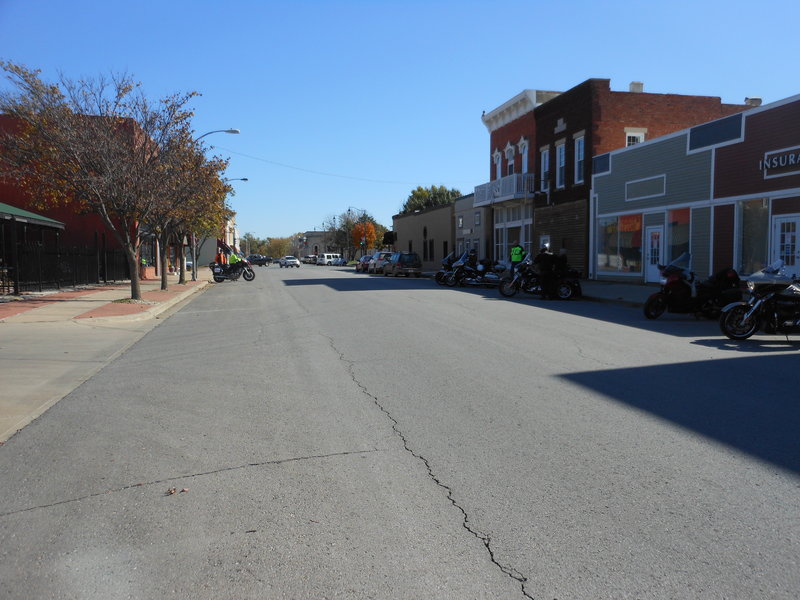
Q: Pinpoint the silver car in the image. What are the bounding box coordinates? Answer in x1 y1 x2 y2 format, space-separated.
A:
280 256 300 268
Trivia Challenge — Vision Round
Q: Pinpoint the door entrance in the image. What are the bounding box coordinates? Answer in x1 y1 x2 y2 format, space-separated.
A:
645 225 664 282
773 215 800 276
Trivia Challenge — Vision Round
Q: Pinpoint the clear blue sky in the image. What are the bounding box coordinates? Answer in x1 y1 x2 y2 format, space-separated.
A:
1 0 798 239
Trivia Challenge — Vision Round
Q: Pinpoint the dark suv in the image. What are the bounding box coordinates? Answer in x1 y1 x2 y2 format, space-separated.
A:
384 251 422 277
247 254 271 266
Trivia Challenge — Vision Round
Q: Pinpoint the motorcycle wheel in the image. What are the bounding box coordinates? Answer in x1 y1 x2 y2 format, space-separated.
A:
643 294 667 319
719 305 759 340
499 279 519 297
555 282 574 300
212 274 225 283
445 272 459 287
243 268 255 281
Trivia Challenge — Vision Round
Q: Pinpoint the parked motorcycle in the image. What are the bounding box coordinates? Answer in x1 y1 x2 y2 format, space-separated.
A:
435 252 458 285
445 251 505 288
643 252 742 319
498 253 582 299
719 260 800 340
209 258 256 283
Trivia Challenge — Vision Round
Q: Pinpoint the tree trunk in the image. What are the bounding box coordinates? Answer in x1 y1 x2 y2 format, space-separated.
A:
159 235 169 291
178 238 187 285
126 248 141 300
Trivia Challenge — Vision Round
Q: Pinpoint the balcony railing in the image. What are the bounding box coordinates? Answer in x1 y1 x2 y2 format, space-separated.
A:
474 173 536 207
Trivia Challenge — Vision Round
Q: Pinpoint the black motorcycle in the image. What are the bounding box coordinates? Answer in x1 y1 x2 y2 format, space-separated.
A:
719 260 800 340
498 254 582 300
210 258 256 283
435 252 458 285
643 252 742 319
445 251 505 288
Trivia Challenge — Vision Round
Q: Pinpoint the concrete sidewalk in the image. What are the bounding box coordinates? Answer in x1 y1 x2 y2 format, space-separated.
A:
0 275 210 442
0 276 209 323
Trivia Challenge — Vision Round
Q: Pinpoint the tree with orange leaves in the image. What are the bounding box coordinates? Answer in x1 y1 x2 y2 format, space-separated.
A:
351 220 376 255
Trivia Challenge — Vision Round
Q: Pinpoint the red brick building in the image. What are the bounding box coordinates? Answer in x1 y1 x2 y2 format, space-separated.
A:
477 79 751 274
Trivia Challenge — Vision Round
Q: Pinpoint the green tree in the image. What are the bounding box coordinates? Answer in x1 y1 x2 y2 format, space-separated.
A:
400 185 462 215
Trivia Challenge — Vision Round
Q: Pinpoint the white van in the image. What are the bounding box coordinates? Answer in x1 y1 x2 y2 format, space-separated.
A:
316 253 341 265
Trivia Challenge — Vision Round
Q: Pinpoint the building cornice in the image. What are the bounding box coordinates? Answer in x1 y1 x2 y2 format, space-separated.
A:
482 89 561 133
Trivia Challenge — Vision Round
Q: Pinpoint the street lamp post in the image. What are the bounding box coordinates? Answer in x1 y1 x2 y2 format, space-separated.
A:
189 129 240 281
348 207 368 257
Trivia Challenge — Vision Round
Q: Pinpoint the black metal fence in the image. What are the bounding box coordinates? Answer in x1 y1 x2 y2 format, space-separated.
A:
1 242 129 295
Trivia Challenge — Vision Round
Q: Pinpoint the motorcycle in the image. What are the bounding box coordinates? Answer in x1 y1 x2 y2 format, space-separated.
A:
498 253 582 299
719 260 800 340
435 252 458 285
209 258 256 283
445 251 505 288
643 252 742 319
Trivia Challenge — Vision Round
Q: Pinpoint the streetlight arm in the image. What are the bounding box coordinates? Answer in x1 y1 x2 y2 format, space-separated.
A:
195 129 240 141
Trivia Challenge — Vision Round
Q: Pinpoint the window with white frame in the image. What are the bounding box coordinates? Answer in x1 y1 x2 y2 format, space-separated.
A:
540 148 550 191
574 136 585 183
493 151 502 180
518 138 529 173
495 227 505 261
626 133 644 146
625 128 647 147
505 145 515 176
457 215 463 228
474 211 481 226
556 143 566 188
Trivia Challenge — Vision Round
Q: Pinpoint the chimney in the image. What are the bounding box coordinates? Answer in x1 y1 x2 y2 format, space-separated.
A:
629 81 644 93
744 97 762 107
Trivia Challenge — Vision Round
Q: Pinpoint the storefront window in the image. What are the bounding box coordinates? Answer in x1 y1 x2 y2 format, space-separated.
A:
618 214 642 272
596 214 642 273
739 198 769 275
668 208 690 261
597 217 619 273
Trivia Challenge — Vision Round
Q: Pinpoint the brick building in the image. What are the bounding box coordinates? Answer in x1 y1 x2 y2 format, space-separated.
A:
476 79 751 274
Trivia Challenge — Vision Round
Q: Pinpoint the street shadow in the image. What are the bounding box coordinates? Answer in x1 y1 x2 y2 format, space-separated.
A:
281 271 441 293
561 354 800 474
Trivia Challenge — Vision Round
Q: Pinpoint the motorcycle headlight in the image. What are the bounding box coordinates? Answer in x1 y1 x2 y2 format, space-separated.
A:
747 281 755 292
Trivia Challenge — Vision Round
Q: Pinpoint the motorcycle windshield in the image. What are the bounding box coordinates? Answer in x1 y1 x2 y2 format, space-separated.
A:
667 252 691 271
452 252 469 267
744 260 792 285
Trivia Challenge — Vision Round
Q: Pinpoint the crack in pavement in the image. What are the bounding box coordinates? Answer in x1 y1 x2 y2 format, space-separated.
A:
0 449 380 519
325 335 535 599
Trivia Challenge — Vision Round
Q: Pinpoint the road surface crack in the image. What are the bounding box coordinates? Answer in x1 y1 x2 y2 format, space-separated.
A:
0 449 378 518
326 336 534 599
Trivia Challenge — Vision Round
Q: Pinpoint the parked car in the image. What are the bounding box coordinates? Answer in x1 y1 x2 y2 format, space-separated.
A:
302 255 317 264
384 251 422 277
355 256 372 272
368 251 393 274
247 254 270 266
332 257 348 266
279 256 300 268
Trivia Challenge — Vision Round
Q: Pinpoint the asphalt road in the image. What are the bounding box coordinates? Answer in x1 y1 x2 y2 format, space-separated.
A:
1 266 798 599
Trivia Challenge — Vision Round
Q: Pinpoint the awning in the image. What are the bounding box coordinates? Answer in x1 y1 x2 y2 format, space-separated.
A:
0 202 64 229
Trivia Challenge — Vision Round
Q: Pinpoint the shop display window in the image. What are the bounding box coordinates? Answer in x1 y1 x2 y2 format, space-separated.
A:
667 208 690 262
596 214 643 273
738 199 769 275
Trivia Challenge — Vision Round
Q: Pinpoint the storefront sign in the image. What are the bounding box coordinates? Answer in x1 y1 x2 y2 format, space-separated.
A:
761 145 800 179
